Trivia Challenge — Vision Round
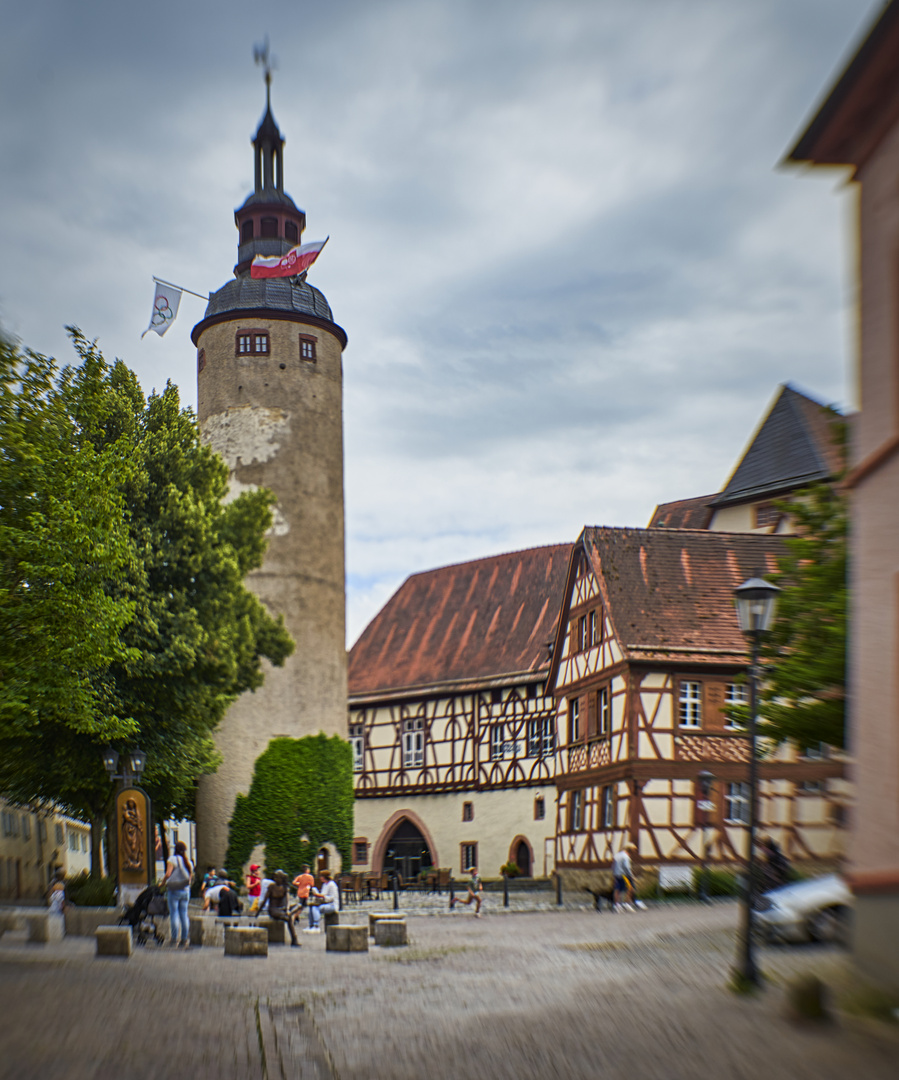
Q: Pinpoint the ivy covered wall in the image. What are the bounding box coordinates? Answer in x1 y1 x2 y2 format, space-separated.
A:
224 734 353 876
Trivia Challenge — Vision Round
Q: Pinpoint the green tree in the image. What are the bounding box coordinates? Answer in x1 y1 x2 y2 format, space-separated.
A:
0 333 136 740
0 329 294 874
727 478 847 750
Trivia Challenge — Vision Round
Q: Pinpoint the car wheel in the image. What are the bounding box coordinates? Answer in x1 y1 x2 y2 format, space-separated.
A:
806 905 850 946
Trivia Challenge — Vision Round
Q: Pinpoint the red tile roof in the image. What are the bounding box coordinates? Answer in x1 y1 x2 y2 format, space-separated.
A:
647 495 715 530
580 526 785 665
349 544 573 698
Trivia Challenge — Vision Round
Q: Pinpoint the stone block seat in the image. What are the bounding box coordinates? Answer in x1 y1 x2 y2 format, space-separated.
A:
26 913 64 944
326 924 368 952
369 911 407 936
224 926 268 957
0 910 25 937
95 927 132 957
373 919 408 947
257 916 286 944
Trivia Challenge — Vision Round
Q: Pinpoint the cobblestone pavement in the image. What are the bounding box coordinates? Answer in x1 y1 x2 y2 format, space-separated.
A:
1 899 897 1080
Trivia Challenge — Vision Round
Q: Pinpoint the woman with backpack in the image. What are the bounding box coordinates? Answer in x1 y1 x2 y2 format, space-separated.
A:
163 840 193 948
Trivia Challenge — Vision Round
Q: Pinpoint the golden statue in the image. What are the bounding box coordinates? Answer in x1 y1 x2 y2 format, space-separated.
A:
121 798 144 870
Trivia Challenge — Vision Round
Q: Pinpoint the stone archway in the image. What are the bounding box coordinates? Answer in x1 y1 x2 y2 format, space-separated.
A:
509 835 533 877
372 810 439 878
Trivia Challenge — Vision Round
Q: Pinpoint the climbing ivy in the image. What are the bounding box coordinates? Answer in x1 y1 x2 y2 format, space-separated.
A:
224 734 353 878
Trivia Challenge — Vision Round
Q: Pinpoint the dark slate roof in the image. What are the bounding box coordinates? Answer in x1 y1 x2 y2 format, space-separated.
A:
203 277 333 322
348 544 573 698
710 385 844 508
579 526 784 666
648 495 715 530
237 189 301 211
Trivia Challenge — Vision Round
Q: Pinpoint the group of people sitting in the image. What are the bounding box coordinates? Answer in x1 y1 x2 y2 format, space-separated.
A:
199 863 340 947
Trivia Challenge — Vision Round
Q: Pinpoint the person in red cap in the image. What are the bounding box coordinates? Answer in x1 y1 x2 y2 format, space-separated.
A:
246 863 263 913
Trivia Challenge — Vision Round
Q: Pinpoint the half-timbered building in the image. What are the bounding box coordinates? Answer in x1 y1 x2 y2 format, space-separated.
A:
548 526 849 888
348 545 571 880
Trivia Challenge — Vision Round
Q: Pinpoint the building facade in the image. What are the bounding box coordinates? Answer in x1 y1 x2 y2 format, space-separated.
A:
548 527 848 889
787 0 899 989
0 799 90 901
192 83 348 870
348 545 571 880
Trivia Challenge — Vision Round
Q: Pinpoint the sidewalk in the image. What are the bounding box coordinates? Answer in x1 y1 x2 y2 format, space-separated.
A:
1 899 897 1080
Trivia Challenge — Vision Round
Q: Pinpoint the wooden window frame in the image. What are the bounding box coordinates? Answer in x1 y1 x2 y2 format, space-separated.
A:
235 329 270 357
598 686 610 736
462 801 474 822
570 790 584 832
402 718 424 768
460 842 478 873
534 796 545 821
568 698 580 743
490 722 505 761
299 334 317 363
349 723 364 773
723 682 747 729
600 784 614 828
724 781 751 824
678 680 702 728
352 839 369 864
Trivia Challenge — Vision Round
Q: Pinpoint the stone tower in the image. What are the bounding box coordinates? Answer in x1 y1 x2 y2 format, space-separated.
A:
192 80 348 870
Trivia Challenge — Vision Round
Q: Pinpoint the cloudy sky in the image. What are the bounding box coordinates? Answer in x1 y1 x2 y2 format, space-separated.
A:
0 0 877 644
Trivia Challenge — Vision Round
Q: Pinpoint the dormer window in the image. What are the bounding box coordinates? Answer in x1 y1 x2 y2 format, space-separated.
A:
236 331 270 356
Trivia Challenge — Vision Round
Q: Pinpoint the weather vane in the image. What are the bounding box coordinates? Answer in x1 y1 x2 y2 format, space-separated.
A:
254 35 278 106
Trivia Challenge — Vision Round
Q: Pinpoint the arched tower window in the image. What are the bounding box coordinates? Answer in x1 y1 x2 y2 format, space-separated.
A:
241 220 254 243
261 217 278 238
285 221 298 243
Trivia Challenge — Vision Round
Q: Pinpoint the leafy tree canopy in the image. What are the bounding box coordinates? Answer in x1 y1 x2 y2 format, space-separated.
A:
757 477 847 750
0 328 294 852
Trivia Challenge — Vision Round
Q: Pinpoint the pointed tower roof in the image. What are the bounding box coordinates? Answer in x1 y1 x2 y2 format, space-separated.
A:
710 384 844 508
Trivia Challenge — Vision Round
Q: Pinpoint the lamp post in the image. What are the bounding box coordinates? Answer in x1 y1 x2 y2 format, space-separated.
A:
696 769 715 903
732 576 780 989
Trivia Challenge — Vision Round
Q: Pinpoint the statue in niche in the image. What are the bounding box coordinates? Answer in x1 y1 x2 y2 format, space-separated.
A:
121 798 144 870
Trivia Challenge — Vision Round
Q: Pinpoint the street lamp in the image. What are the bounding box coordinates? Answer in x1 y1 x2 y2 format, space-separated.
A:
696 769 715 904
100 746 153 903
733 575 780 989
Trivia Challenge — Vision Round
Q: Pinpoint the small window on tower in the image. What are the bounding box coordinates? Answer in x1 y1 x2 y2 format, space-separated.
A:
261 216 278 238
285 221 298 243
462 802 474 822
236 331 270 356
197 349 206 374
241 220 254 243
299 335 317 363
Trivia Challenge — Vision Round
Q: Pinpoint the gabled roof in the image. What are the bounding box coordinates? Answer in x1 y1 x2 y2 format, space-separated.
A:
786 0 899 171
549 527 784 680
710 385 844 509
348 543 573 699
648 495 715 530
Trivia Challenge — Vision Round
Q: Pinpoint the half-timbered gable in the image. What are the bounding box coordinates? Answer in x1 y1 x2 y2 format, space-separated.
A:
348 544 571 880
549 526 848 886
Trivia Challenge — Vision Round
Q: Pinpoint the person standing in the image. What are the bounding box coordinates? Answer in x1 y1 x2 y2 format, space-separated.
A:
612 844 646 911
246 864 263 913
163 840 193 948
291 864 315 926
450 866 483 916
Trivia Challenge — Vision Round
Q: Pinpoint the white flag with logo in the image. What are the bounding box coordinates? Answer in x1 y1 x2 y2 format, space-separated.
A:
142 281 182 338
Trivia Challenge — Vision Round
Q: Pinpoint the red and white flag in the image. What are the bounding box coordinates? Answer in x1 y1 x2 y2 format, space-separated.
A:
250 238 329 280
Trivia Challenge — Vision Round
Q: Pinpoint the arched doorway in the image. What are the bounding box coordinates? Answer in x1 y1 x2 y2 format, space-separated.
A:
383 819 433 882
509 836 533 877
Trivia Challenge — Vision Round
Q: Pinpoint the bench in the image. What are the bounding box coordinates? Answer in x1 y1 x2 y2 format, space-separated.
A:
95 926 132 957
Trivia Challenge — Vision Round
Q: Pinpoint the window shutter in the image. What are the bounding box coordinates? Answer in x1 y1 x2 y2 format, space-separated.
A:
586 692 597 738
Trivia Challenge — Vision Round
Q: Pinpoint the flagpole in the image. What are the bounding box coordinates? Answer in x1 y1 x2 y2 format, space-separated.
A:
152 277 209 301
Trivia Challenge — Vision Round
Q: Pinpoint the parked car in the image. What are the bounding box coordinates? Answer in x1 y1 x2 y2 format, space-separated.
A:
755 873 852 945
